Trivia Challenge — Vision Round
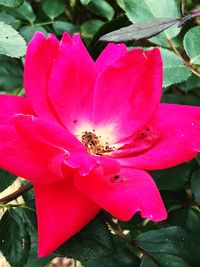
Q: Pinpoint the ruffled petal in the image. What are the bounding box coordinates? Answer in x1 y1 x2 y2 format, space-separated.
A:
47 33 97 132
12 114 99 177
34 179 100 257
24 32 60 121
95 43 127 73
91 48 162 143
0 95 33 123
75 167 167 222
118 104 200 170
0 124 68 184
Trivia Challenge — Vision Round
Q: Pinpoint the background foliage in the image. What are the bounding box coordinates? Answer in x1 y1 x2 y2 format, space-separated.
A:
0 0 200 266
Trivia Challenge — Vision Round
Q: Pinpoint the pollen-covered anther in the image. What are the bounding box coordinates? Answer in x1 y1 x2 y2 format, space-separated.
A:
81 131 114 155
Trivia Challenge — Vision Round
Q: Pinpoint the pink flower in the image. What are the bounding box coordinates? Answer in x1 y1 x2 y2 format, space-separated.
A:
0 32 200 257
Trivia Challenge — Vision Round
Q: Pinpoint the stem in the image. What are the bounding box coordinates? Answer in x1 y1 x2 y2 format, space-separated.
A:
70 0 78 23
16 87 25 96
181 0 185 16
0 183 33 204
33 21 54 27
101 213 158 264
166 32 200 78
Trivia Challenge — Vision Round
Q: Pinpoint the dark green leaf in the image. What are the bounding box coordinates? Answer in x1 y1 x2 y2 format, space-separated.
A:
179 76 200 93
57 215 140 266
140 256 156 267
14 205 53 267
0 22 26 58
88 15 130 52
56 216 114 264
81 20 104 39
0 56 23 90
42 0 66 20
119 213 142 230
24 225 53 267
53 21 79 36
100 18 179 42
88 241 140 267
87 0 114 21
0 0 24 8
0 169 17 192
191 169 200 204
0 209 30 267
24 245 52 267
152 164 191 191
141 254 190 267
167 208 200 233
162 93 200 106
136 226 200 267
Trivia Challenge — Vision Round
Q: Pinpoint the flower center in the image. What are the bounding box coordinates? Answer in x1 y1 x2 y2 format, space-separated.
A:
81 131 114 155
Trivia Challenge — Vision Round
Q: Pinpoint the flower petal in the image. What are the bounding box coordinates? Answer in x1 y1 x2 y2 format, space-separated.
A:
47 33 97 132
0 124 67 183
92 48 162 142
75 167 167 222
0 95 33 123
12 114 99 177
95 43 127 73
24 32 60 121
34 179 100 257
118 104 200 170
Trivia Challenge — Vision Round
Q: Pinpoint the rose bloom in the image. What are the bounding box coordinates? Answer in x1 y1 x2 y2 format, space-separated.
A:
0 32 200 257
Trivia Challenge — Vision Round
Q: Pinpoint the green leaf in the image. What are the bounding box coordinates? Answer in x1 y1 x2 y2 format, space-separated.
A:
87 0 114 21
91 236 141 267
80 0 92 5
117 0 181 46
88 15 130 52
9 205 53 267
57 215 140 266
0 12 21 29
152 164 191 191
42 0 66 20
24 243 53 267
167 208 200 233
140 256 156 267
100 18 178 42
0 209 31 267
0 56 23 91
136 226 200 267
0 0 24 8
0 22 26 58
53 21 79 36
183 26 200 65
4 1 36 23
20 25 47 42
81 20 104 39
141 254 190 267
23 215 53 267
0 169 17 192
179 76 200 93
14 1 36 23
160 48 192 87
57 216 114 264
191 169 200 204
